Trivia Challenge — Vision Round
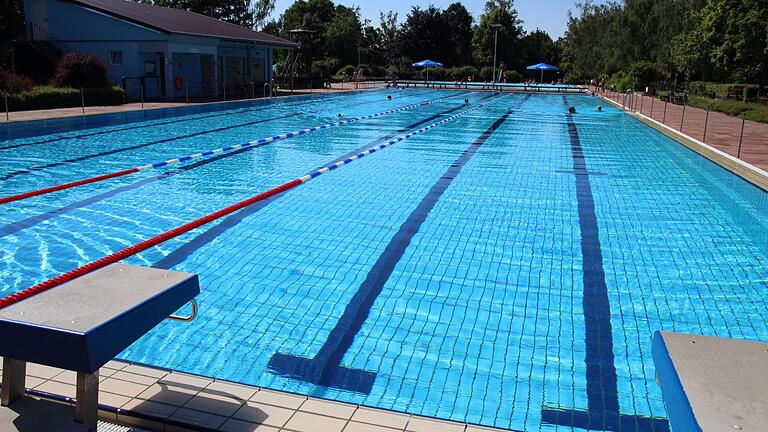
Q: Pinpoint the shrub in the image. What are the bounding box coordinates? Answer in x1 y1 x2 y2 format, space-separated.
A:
505 70 522 83
312 58 341 77
51 53 110 88
479 66 495 81
449 66 478 81
606 70 635 92
6 85 125 111
687 96 768 124
0 70 34 93
335 65 356 80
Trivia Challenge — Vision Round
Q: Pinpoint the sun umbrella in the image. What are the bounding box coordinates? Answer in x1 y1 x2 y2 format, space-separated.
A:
526 62 560 83
412 60 444 82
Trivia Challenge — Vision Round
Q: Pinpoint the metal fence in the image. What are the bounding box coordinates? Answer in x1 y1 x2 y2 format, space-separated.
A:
593 86 768 172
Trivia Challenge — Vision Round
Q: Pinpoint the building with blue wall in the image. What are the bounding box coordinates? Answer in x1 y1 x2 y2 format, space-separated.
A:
24 0 297 100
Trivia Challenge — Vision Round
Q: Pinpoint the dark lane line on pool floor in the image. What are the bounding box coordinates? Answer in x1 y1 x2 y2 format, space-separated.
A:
267 95 521 395
0 89 417 151
0 112 305 181
540 97 669 432
0 95 486 240
152 93 496 270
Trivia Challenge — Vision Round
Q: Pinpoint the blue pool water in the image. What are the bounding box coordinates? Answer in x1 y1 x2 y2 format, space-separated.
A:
2 89 768 431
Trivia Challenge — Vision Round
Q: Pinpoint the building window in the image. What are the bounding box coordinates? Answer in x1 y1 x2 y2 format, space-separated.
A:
110 51 123 65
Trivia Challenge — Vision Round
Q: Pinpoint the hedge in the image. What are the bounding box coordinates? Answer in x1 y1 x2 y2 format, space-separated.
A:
687 96 768 124
3 86 126 112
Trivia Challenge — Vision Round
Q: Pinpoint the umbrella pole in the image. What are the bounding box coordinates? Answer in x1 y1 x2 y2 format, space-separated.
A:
540 69 543 84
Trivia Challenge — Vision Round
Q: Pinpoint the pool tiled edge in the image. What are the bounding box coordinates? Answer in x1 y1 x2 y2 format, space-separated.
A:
600 94 768 192
0 360 512 432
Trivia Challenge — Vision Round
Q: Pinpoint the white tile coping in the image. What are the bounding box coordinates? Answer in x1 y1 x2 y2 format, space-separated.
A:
0 359 514 432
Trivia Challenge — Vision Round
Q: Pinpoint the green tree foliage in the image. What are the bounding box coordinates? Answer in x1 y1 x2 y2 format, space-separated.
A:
145 0 275 29
0 0 24 42
521 30 560 67
398 6 452 63
325 6 362 66
672 0 767 87
472 1 525 71
442 3 474 65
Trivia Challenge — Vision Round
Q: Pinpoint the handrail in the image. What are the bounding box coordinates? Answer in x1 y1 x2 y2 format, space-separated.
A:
168 299 198 322
264 82 272 98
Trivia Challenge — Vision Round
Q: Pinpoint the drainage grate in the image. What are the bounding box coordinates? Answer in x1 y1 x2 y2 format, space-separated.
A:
98 421 151 432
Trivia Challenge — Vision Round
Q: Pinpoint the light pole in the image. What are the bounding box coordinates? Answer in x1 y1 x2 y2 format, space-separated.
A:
491 24 502 83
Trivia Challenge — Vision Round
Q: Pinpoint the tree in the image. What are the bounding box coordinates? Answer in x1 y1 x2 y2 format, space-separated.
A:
378 12 400 66
399 6 452 63
325 5 362 66
442 3 474 65
472 0 524 72
0 0 24 43
143 0 275 29
521 30 560 67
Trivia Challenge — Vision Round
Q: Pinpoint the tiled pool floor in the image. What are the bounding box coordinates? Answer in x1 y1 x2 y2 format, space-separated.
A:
0 360 510 432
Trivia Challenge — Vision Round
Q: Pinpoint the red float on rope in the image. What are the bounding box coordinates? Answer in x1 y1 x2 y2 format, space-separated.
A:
0 168 140 205
0 178 303 309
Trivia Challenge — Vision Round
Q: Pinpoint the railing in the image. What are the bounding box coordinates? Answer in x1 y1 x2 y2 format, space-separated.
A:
594 85 768 173
24 21 74 55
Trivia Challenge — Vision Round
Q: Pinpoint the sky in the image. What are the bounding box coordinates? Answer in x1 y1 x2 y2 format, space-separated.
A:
268 0 610 39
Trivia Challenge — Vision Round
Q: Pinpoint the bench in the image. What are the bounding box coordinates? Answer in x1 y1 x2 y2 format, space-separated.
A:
652 331 768 432
0 264 199 431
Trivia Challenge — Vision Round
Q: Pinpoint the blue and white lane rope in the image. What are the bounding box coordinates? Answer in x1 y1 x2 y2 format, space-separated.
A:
138 94 463 170
299 103 487 183
1 93 464 205
0 99 494 308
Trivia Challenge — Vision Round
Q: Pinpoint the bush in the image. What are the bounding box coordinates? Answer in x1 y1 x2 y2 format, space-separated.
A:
6 85 125 111
505 70 522 83
687 96 768 124
312 58 341 77
606 70 635 92
449 66 478 81
51 53 110 88
688 81 761 99
335 65 356 80
479 66 495 81
0 70 34 93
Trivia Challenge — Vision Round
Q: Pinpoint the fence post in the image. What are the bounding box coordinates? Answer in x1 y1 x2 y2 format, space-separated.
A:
650 97 654 118
140 84 144 110
703 109 709 142
639 94 644 114
185 85 189 104
80 87 85 115
737 115 746 159
251 82 255 99
680 103 686 131
4 92 9 122
662 100 668 124
223 82 226 101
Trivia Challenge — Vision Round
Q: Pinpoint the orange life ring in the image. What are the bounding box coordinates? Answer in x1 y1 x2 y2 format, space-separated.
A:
175 75 185 90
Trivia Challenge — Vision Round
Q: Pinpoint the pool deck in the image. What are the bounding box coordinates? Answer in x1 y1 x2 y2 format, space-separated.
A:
593 86 768 172
0 84 374 124
0 359 505 432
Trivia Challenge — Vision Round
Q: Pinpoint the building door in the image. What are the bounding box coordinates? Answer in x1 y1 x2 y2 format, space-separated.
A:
200 55 214 97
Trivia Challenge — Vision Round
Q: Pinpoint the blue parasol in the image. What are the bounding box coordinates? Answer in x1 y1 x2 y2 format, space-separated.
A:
412 60 444 81
526 62 560 83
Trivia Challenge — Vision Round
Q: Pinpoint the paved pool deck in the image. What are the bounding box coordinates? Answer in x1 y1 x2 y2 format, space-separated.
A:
0 360 506 432
0 84 379 124
592 86 768 172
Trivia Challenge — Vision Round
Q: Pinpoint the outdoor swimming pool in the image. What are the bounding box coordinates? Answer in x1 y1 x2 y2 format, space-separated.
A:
1 89 767 431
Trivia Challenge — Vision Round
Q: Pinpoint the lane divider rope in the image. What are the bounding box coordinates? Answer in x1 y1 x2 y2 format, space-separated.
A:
0 94 463 206
0 102 487 309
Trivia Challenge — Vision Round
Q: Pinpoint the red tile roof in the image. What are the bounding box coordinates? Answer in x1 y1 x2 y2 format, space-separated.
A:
69 0 297 47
